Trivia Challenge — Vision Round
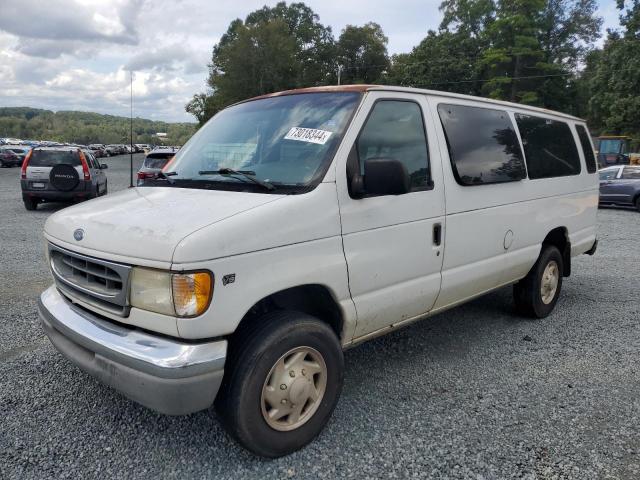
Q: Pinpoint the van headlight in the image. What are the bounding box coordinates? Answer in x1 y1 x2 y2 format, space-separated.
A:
130 268 213 317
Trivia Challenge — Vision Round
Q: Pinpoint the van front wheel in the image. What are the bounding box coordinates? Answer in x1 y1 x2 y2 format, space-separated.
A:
514 245 563 318
216 311 344 458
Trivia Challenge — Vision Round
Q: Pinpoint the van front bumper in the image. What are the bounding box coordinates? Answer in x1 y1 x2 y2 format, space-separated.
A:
38 285 227 415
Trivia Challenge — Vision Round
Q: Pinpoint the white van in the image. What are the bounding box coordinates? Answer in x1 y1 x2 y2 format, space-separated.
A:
39 85 598 457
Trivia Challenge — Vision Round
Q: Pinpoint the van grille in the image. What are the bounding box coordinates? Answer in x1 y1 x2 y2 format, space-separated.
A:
48 243 131 316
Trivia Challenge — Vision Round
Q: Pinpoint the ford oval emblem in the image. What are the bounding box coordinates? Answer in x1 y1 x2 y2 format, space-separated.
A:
73 229 84 241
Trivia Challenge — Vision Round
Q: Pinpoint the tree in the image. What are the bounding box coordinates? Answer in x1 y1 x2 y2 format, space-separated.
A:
584 1 640 134
188 2 337 124
385 30 486 95
389 0 601 110
336 22 390 84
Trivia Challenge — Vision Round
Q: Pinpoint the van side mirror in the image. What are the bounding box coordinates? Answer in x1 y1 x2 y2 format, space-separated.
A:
100 164 108 169
362 158 410 196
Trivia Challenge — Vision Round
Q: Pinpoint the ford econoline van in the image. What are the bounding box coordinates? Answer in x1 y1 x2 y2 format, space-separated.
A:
39 85 598 457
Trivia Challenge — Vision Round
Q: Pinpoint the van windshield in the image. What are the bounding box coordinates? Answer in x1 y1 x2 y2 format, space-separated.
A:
164 92 361 193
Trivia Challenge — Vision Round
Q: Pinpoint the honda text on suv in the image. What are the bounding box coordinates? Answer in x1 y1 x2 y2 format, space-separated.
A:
21 146 108 210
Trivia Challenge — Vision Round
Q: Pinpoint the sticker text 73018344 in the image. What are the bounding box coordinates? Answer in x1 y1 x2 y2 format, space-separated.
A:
284 127 333 145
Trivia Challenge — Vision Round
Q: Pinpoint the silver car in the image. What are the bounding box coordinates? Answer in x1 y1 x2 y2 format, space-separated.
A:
20 147 108 211
136 148 177 185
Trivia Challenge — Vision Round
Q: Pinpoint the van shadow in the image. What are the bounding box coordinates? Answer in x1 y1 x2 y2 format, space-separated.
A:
36 201 75 213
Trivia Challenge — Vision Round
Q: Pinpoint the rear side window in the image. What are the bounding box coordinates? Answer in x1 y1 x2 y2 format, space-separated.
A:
622 167 640 179
437 104 525 186
357 100 430 191
515 114 581 179
575 125 597 174
29 150 81 167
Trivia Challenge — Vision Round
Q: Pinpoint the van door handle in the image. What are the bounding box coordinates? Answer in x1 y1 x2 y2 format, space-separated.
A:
433 223 442 246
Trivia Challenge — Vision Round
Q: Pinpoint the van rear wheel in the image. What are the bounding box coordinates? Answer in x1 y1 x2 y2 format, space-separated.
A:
216 311 343 458
514 245 563 318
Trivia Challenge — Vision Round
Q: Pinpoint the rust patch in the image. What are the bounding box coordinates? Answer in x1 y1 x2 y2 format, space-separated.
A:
243 84 377 103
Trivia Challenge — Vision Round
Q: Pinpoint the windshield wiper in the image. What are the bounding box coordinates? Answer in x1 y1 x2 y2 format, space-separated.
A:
156 171 178 184
198 168 275 191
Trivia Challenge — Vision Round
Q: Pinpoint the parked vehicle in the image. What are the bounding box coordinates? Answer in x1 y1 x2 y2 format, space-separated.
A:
595 135 640 167
599 165 640 210
135 143 151 154
21 146 108 210
89 144 106 158
0 137 23 145
104 145 119 156
136 148 177 185
39 85 598 457
0 145 31 167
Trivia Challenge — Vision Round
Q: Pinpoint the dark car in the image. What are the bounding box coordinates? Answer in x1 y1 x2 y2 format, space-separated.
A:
599 166 640 211
21 147 109 211
136 148 177 185
0 145 30 167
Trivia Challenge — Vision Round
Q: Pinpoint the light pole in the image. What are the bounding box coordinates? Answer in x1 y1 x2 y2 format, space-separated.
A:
129 70 134 188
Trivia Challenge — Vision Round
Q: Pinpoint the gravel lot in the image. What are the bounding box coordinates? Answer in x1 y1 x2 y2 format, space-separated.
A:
1 156 639 479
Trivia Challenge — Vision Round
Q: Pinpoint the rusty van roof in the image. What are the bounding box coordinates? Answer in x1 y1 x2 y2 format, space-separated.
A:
235 85 584 122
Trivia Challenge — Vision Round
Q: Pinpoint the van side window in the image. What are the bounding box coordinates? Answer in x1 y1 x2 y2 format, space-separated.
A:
437 104 525 186
357 100 430 192
515 114 581 179
575 125 597 174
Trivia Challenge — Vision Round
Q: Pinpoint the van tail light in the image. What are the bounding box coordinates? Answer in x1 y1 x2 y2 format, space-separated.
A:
21 149 32 179
137 171 155 180
78 150 91 180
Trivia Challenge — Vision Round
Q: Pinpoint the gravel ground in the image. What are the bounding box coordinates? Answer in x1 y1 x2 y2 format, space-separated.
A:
1 158 639 479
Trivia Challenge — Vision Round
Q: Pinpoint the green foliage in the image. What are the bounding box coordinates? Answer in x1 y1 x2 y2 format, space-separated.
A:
387 0 601 112
581 1 640 136
384 31 485 95
337 23 390 84
198 2 337 120
0 107 196 145
188 2 391 124
183 0 640 144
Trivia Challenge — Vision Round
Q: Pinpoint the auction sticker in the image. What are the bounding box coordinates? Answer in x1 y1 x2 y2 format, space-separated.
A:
284 127 332 145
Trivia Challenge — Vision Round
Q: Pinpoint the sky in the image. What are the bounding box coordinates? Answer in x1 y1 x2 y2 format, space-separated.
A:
0 0 622 123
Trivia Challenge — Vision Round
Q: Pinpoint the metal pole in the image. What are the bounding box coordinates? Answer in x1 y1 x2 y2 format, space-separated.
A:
337 65 342 86
129 71 133 188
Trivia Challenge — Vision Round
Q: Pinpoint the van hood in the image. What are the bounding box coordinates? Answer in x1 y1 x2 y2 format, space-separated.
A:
44 187 284 263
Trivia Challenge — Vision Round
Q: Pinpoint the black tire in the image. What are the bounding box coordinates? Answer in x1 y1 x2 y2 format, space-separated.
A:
102 180 108 196
49 164 79 191
216 311 344 458
23 197 38 211
635 196 640 212
514 245 563 318
0 160 5 168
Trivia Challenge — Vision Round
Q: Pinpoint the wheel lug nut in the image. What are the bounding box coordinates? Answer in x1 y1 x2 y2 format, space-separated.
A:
301 369 306 376
280 384 287 390
281 399 287 404
289 370 295 377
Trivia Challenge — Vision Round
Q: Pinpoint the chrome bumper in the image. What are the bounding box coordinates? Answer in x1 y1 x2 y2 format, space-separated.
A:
39 285 227 415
